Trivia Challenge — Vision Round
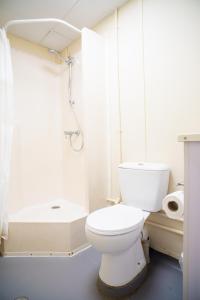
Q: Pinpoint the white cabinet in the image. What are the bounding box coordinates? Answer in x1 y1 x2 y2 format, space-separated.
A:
179 135 200 300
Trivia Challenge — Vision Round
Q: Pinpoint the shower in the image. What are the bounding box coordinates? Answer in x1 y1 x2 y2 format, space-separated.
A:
48 49 72 65
48 48 84 152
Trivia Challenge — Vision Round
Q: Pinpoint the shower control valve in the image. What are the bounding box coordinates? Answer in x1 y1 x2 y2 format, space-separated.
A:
64 130 80 138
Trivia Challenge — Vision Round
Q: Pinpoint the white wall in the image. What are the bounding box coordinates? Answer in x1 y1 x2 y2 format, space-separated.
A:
8 36 64 213
142 0 200 192
8 30 108 214
8 36 89 213
81 28 108 211
60 29 108 212
118 0 146 164
61 39 88 209
91 0 200 198
90 0 200 257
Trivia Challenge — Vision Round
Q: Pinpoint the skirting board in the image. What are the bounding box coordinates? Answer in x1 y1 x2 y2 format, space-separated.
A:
2 243 90 257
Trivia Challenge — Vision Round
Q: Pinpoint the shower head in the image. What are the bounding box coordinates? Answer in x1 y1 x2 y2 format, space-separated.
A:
48 48 64 60
48 48 58 54
48 48 72 65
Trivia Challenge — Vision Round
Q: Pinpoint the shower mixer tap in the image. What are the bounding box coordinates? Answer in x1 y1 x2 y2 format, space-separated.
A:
48 47 83 151
64 130 80 138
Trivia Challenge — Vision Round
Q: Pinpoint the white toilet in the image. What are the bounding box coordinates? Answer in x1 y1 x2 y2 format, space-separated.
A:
85 162 169 296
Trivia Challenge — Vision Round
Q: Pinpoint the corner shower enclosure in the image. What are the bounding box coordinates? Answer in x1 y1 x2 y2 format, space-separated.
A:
1 19 108 256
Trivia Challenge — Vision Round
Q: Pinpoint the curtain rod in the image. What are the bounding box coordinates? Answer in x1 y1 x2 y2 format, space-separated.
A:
4 18 81 34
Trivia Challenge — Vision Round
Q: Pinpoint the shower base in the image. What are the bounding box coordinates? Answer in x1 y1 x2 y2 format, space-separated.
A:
3 199 88 256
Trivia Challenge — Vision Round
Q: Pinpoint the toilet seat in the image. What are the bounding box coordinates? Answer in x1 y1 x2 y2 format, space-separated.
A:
86 204 144 236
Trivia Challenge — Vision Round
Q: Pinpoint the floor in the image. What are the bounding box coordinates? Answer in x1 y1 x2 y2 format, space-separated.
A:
0 247 182 300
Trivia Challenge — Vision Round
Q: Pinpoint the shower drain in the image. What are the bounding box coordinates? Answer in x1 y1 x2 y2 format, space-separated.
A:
51 205 61 209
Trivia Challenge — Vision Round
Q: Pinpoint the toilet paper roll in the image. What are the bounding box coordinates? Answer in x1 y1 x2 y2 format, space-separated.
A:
162 191 184 219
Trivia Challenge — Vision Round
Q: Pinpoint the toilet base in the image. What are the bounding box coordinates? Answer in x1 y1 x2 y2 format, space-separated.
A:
98 237 146 287
97 264 148 298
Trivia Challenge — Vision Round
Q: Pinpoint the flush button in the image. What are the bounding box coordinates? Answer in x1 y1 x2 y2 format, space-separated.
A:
51 205 61 209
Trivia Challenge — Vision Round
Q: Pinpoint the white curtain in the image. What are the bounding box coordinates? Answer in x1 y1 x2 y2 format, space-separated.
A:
0 28 14 242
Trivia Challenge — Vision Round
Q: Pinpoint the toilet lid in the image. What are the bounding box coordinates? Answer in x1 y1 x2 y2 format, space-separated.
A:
86 204 144 236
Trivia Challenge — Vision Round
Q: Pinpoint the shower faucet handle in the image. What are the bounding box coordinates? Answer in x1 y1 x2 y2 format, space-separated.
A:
64 130 80 137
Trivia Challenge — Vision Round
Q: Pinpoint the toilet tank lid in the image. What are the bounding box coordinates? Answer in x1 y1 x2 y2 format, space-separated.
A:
118 162 169 171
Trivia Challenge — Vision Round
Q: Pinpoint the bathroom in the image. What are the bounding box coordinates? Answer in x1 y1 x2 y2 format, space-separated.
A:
0 0 199 299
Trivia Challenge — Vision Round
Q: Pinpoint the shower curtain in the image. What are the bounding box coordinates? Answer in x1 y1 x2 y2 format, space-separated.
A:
0 28 14 243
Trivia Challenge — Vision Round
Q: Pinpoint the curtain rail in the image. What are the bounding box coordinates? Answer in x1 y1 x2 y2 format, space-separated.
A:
4 18 81 34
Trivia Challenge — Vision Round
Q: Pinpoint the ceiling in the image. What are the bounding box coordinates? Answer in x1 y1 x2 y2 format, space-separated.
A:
0 0 127 51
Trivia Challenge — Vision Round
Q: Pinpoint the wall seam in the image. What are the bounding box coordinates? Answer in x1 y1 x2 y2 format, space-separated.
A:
115 8 123 164
141 0 148 161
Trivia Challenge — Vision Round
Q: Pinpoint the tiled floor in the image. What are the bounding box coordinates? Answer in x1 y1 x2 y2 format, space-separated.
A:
0 247 182 300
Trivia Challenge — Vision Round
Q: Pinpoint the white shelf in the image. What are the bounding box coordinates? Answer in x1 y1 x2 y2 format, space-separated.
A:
178 134 200 142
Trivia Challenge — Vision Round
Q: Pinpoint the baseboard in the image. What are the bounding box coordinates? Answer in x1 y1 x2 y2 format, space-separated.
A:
3 243 91 257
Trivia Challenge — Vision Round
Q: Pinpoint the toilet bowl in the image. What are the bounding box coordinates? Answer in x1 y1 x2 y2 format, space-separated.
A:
85 162 169 296
85 204 149 287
